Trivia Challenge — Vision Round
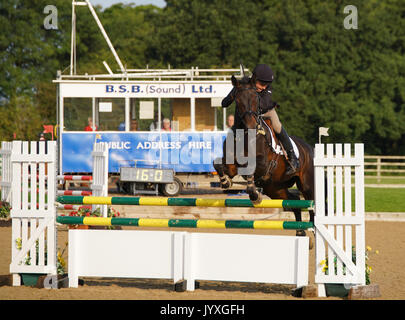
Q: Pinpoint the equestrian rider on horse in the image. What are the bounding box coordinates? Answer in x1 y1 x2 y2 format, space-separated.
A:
221 64 300 176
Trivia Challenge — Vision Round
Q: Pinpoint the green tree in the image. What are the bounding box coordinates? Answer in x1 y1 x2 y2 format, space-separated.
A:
101 4 162 70
0 0 71 139
155 0 262 68
1 0 404 154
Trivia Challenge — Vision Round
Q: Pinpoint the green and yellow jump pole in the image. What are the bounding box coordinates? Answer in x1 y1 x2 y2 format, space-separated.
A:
57 196 314 209
56 216 314 230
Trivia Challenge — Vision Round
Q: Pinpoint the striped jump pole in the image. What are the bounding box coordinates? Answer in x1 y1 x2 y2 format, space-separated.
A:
56 196 314 209
27 190 91 196
57 190 92 196
57 175 92 181
57 204 92 210
56 216 314 230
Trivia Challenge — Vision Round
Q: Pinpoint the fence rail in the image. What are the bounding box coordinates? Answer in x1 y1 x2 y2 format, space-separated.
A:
1 153 405 185
364 155 405 182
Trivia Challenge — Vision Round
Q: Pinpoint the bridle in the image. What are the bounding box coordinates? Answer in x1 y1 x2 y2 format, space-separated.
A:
234 84 281 182
234 86 266 136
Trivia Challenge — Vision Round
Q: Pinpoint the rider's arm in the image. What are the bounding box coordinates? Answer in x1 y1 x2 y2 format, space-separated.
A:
260 89 279 114
261 101 279 117
221 87 237 108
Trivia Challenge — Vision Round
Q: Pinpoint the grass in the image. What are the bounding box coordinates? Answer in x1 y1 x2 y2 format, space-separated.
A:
365 188 405 212
365 177 405 185
293 186 405 212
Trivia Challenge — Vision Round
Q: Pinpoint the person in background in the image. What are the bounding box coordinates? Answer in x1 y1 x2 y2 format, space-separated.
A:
85 117 97 131
39 133 46 141
130 119 138 131
226 114 234 129
118 121 125 131
162 118 171 131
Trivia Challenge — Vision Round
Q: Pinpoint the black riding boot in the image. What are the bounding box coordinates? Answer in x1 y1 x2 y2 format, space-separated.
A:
276 127 300 175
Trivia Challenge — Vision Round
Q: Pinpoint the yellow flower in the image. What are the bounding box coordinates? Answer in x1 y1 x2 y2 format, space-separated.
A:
375 250 379 254
15 238 22 250
366 246 372 251
319 259 326 266
59 257 66 268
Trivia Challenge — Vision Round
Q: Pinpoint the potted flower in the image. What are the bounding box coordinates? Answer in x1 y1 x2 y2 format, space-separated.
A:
319 246 378 297
15 238 67 287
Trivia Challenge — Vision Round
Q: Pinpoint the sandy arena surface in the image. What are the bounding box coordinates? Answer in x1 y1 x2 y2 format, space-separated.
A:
0 218 404 301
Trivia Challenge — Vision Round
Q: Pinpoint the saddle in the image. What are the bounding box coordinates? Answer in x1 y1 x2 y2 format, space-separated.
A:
260 119 299 159
256 118 299 182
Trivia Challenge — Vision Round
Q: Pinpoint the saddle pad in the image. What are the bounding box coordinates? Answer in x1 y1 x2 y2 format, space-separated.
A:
262 121 299 158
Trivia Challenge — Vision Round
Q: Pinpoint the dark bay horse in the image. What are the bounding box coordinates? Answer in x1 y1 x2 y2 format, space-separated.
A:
213 76 315 236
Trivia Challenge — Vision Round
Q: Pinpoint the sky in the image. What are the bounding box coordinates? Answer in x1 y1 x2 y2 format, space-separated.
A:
90 0 166 8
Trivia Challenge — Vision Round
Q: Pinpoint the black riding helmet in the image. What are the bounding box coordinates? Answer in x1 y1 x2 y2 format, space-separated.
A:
252 64 274 83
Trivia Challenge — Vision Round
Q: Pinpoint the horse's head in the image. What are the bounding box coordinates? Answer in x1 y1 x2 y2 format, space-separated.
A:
231 75 261 131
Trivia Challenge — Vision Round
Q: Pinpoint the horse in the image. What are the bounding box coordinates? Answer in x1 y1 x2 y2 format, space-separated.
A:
213 75 315 237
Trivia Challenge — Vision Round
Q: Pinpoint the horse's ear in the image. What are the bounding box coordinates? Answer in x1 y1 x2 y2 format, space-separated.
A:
231 75 239 87
249 75 255 86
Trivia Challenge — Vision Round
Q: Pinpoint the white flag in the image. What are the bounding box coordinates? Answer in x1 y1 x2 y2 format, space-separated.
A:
319 127 329 144
319 127 329 137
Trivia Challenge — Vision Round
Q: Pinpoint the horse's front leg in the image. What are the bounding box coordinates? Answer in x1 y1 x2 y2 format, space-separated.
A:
213 160 236 189
246 154 267 204
246 175 262 204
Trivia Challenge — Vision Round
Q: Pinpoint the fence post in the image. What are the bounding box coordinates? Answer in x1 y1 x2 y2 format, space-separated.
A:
9 141 58 286
314 143 365 297
0 141 13 203
376 157 381 183
91 142 109 217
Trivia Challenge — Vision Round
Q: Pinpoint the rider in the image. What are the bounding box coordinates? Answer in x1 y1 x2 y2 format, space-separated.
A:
221 64 300 175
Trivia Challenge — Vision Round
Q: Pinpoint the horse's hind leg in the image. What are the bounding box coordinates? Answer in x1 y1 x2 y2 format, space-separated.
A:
285 189 308 237
296 175 316 248
213 136 238 189
295 170 315 224
298 187 314 224
246 175 262 204
262 186 305 236
213 160 237 189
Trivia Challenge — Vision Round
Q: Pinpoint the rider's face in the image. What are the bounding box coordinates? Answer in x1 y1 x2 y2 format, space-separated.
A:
255 80 268 92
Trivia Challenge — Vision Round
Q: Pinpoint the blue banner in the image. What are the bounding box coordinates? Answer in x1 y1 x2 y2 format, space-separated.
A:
61 132 227 173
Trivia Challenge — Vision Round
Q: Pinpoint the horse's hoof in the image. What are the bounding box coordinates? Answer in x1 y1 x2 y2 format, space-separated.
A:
220 176 232 189
249 192 262 205
221 182 229 189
